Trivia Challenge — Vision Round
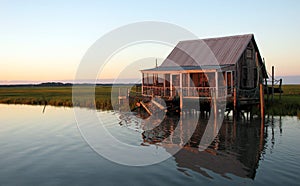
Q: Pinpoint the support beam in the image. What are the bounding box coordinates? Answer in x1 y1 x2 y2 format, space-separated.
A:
187 73 190 97
151 99 166 110
215 71 218 98
140 101 152 116
233 87 237 118
170 74 173 97
260 83 265 121
272 66 274 104
265 78 269 104
163 74 166 97
179 73 183 113
279 78 282 102
141 73 144 95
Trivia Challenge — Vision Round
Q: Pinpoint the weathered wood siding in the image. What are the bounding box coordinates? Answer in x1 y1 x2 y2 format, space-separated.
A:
237 41 260 89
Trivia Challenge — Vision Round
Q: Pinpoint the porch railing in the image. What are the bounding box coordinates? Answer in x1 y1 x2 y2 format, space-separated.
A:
142 86 232 98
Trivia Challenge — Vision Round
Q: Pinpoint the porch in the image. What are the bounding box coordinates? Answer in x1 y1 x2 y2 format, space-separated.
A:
142 70 234 99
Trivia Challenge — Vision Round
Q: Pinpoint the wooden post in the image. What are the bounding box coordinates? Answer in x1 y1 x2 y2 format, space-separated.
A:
271 66 274 104
141 73 144 96
279 78 282 102
187 73 190 97
233 87 237 117
180 73 183 113
260 83 265 121
163 73 166 97
180 91 183 114
213 91 218 136
215 71 218 98
265 78 269 104
170 74 173 97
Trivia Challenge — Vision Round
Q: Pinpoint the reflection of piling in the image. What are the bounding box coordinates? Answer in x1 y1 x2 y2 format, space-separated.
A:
259 112 265 153
118 88 129 110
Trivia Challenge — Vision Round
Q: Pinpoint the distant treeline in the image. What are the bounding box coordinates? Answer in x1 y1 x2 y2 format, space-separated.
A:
0 82 141 87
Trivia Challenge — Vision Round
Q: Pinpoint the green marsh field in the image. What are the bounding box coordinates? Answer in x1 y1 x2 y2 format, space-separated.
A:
0 85 118 110
0 84 299 115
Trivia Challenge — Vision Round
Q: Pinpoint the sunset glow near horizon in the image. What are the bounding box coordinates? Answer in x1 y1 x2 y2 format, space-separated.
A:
1 0 299 83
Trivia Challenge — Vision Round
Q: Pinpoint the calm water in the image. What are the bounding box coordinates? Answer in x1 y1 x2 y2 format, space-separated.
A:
0 104 299 185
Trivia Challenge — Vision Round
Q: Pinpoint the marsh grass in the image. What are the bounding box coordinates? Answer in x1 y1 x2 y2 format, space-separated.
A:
0 85 122 110
0 84 299 115
265 85 300 116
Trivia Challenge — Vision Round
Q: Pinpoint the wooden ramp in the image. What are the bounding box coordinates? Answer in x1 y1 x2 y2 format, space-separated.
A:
140 101 152 116
139 99 167 116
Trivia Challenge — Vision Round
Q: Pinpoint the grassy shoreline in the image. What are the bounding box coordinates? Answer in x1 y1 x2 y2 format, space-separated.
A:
265 85 300 116
0 85 115 110
0 84 299 116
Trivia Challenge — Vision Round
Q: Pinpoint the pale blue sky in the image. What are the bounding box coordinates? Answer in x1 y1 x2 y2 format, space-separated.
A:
0 0 299 82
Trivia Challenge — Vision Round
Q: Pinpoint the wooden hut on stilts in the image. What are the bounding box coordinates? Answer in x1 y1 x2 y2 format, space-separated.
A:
140 34 268 119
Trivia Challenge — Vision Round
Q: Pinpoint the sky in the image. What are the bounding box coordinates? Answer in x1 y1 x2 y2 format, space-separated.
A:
0 0 299 83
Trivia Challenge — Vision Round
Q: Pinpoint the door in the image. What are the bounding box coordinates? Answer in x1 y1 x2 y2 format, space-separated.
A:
171 74 180 97
226 71 233 95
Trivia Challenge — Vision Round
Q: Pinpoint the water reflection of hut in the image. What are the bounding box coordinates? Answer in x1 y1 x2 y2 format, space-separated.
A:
142 116 265 179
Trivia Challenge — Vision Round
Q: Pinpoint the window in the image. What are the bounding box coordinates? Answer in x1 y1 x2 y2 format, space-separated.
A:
165 74 170 87
182 73 188 87
143 73 148 85
148 74 154 85
172 74 180 86
246 48 253 59
254 68 258 87
242 67 248 87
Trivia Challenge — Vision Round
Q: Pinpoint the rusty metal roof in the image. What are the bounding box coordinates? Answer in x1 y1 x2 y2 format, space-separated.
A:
141 64 232 72
160 34 254 67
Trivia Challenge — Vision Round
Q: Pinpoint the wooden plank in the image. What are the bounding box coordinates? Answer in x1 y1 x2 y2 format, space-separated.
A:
140 101 152 116
151 99 165 110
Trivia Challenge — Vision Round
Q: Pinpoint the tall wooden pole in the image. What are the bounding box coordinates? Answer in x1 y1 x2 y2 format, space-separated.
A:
260 83 265 121
271 66 274 104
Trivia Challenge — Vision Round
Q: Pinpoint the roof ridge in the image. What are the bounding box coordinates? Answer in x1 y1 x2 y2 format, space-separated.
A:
179 34 253 43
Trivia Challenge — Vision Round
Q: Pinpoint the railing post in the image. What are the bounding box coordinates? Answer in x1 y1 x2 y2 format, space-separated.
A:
215 71 218 98
170 74 173 97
